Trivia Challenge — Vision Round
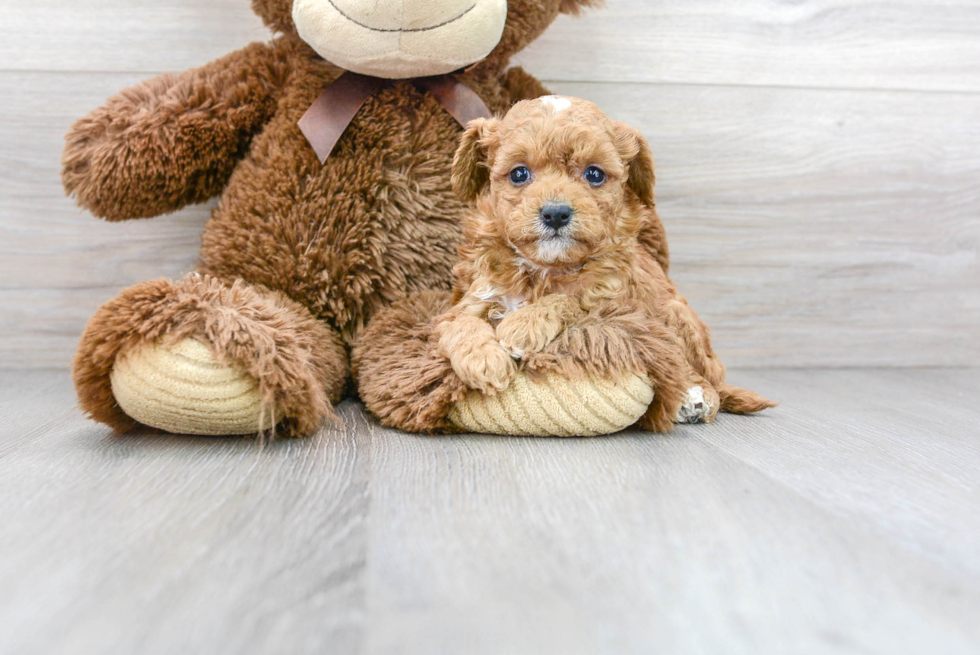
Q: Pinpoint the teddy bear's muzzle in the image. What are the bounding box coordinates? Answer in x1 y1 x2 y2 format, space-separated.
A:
292 0 508 79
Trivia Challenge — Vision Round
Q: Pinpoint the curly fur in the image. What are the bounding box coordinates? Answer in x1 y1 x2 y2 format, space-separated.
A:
438 97 693 430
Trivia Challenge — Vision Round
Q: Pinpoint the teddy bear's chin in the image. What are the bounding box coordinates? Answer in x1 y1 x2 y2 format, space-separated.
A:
292 0 508 79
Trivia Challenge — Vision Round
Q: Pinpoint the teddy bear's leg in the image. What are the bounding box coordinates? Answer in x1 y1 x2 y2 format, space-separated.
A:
353 291 660 438
352 291 465 434
74 274 348 437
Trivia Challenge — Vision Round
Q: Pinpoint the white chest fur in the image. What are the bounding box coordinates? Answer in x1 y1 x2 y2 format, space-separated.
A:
477 286 527 322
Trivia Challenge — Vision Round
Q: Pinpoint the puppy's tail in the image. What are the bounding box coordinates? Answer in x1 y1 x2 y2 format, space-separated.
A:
718 383 778 414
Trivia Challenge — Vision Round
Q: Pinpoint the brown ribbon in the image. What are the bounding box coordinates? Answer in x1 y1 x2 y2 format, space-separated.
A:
413 75 494 128
299 72 493 164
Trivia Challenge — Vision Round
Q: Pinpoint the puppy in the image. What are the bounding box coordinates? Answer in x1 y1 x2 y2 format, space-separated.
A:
437 96 775 432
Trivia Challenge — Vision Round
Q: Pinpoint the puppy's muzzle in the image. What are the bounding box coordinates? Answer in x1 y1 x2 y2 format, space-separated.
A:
539 203 573 232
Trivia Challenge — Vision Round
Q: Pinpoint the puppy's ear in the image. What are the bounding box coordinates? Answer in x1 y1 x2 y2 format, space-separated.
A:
560 0 605 15
613 122 656 208
452 118 499 202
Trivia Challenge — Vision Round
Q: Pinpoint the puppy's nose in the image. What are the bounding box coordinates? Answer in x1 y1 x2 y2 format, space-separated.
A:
539 203 573 230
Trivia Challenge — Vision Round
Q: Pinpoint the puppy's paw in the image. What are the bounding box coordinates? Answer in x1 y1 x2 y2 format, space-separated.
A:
452 341 518 394
675 385 720 424
496 308 564 359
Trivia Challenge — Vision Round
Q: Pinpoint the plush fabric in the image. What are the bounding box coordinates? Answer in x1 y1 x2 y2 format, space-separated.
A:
292 0 509 79
448 372 655 437
111 338 280 436
74 275 347 437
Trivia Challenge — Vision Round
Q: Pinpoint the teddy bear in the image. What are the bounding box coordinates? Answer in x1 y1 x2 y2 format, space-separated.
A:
67 0 686 438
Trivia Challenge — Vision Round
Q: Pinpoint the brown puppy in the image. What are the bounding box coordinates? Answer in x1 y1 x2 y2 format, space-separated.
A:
436 96 775 432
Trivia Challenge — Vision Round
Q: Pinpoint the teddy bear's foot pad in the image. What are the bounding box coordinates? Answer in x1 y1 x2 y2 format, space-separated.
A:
110 338 280 436
449 371 655 437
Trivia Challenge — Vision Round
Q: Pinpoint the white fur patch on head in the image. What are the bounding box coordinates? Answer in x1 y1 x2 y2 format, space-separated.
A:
540 95 572 114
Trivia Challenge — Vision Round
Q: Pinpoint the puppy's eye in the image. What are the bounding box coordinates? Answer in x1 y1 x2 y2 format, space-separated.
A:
584 166 606 186
509 166 531 186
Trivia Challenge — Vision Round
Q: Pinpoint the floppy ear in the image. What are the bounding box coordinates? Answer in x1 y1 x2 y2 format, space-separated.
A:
559 0 605 15
613 122 656 208
452 118 499 202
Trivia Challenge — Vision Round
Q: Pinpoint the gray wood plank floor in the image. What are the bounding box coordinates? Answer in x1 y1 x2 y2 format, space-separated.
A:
1 368 978 655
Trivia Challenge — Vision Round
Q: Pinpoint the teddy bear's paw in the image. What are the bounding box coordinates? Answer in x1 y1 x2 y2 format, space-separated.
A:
451 341 518 395
675 385 720 424
450 371 655 437
110 338 280 435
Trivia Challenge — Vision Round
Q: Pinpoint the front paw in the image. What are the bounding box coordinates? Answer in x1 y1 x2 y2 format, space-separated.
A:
451 341 518 394
496 310 564 359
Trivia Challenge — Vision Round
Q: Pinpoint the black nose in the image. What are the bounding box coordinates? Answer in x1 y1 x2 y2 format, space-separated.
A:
539 203 573 230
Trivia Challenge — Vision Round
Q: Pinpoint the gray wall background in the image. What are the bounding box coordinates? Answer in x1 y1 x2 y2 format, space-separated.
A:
1 0 977 368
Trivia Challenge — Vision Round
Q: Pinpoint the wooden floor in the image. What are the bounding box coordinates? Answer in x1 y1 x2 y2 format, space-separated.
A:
0 369 977 654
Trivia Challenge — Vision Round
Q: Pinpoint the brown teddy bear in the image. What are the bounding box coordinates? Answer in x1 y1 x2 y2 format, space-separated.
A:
66 0 660 438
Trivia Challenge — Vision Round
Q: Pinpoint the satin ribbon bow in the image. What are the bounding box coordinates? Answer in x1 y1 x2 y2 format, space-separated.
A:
298 72 493 164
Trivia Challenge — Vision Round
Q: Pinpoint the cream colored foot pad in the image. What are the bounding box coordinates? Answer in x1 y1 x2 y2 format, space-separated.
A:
110 338 279 436
449 371 654 437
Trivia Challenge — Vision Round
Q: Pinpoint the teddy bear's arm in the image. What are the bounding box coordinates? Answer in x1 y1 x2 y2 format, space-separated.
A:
62 40 290 222
502 66 553 104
